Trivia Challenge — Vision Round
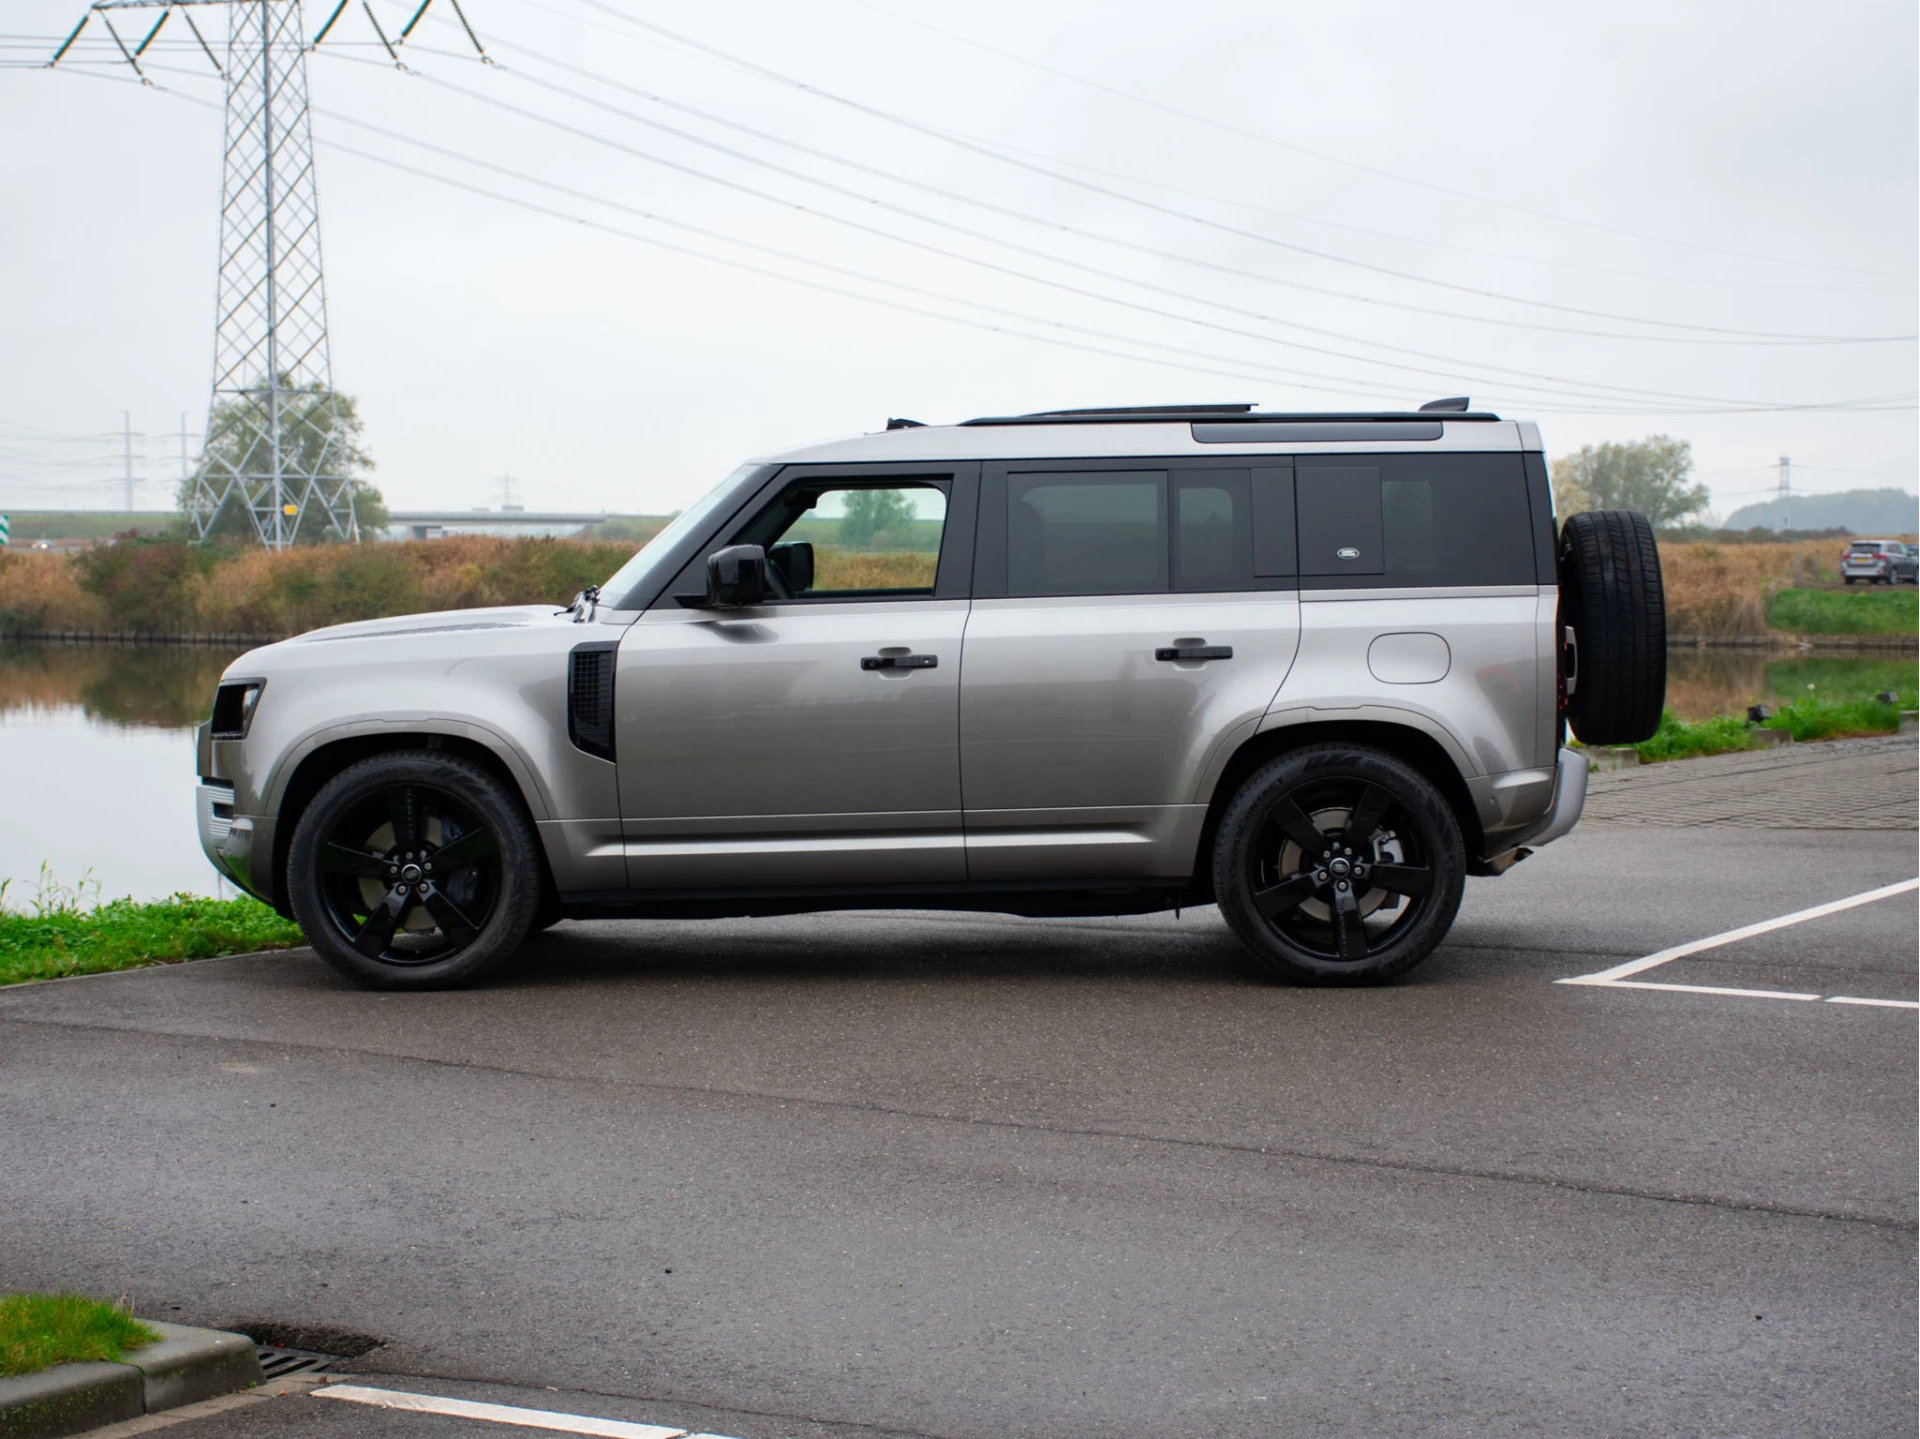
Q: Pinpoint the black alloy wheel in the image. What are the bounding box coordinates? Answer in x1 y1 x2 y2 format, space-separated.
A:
1213 746 1465 985
288 751 543 988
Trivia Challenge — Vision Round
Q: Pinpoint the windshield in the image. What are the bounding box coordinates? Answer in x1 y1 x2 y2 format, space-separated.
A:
600 465 757 607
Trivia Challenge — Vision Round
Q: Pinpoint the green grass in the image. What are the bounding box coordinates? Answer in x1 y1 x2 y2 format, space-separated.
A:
0 876 305 986
1769 586 1918 635
1763 693 1912 742
0 1293 159 1376
1633 709 1759 763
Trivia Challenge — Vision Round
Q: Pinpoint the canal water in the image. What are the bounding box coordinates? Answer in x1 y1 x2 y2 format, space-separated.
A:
1 640 1913 906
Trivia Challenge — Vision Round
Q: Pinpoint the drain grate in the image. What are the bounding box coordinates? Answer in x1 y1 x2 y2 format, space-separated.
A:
257 1345 342 1379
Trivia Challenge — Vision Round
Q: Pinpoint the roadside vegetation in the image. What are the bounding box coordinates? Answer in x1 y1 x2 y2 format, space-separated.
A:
1767 586 1917 636
0 868 303 986
0 1293 157 1376
0 534 637 637
1625 663 1918 763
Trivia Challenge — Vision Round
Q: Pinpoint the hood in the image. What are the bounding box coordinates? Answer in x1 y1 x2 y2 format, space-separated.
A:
291 604 567 644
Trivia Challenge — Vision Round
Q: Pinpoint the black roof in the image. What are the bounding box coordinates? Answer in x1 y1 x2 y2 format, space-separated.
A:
958 398 1500 427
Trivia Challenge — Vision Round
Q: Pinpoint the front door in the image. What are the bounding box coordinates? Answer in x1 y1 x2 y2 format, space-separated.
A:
615 468 973 890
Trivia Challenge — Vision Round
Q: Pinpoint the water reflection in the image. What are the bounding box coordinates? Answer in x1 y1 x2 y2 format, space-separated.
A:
1666 650 1917 720
1 642 245 905
0 642 245 728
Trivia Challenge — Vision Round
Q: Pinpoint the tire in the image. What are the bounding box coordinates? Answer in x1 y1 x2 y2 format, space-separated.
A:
1844 576 1857 585
1559 510 1666 745
1212 746 1466 986
287 750 543 989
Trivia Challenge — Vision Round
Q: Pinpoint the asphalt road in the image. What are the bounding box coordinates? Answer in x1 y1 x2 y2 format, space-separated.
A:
3 750 1915 1439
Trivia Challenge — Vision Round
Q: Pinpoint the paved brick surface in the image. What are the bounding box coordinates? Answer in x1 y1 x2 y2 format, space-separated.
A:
1585 733 1919 829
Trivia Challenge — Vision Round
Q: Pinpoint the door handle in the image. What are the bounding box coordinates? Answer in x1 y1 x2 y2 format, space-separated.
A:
1155 643 1233 662
861 653 938 671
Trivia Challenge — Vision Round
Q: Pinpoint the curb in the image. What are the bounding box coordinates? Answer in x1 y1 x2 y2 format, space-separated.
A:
0 1324 262 1439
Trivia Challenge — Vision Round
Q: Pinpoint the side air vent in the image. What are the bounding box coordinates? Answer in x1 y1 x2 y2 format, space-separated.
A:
567 641 618 761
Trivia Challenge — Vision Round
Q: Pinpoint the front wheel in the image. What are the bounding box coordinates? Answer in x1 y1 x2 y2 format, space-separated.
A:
287 751 544 989
1212 746 1466 985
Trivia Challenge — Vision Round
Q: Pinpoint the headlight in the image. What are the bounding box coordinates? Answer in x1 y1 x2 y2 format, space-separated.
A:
210 679 266 739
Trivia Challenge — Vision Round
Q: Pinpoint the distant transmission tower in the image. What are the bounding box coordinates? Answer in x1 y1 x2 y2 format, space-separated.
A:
50 2 488 549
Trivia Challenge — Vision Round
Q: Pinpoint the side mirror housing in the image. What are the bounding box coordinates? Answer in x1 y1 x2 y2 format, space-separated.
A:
769 540 813 594
706 544 768 608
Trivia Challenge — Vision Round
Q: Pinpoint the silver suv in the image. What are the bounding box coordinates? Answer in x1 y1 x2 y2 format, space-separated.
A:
195 401 1666 989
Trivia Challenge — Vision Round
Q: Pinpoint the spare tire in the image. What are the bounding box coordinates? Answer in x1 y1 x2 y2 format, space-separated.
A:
1559 510 1666 744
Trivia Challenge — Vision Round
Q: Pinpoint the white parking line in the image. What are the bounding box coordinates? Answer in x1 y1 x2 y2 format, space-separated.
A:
1556 877 1919 1008
314 1384 740 1439
1560 878 1919 986
1594 980 1822 1002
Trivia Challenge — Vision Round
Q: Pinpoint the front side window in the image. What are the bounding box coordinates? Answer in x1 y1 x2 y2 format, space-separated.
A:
746 482 948 598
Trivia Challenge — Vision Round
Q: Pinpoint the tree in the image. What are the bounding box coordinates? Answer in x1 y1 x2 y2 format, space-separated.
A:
181 380 387 544
1549 435 1708 527
838 487 915 548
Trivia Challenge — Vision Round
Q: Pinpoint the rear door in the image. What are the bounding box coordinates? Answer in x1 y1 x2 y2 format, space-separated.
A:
615 464 977 889
959 460 1301 880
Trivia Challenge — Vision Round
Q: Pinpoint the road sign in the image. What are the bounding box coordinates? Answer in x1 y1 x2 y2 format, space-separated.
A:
0 514 9 547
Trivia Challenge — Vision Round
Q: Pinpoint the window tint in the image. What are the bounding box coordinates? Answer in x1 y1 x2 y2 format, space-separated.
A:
1008 472 1168 596
1298 455 1535 588
749 483 948 597
1250 467 1297 577
1175 470 1252 590
1298 466 1384 576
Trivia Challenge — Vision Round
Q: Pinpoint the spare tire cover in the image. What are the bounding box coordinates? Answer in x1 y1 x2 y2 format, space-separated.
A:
1560 510 1667 745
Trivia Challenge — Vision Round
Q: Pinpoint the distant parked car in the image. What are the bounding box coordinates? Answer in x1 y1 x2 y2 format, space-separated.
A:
1839 539 1917 585
30 539 53 551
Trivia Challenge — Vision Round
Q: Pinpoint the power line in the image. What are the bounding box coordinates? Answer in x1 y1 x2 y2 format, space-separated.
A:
464 35 1905 347
341 45 1904 412
833 0 1918 283
134 54 1912 417
558 0 1916 339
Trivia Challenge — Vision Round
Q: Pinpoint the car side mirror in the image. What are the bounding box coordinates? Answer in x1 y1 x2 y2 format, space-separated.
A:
706 544 768 608
769 541 813 594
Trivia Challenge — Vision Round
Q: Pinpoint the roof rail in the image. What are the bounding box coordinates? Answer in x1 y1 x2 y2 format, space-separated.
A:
962 401 1500 427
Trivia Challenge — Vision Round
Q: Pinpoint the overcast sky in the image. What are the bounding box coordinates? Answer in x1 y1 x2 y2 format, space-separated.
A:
1 0 1914 520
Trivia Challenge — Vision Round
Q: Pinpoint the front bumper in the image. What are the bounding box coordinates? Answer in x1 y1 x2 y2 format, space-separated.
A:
195 779 257 893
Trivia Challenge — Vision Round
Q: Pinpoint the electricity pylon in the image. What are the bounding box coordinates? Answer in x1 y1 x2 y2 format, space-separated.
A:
57 1 357 548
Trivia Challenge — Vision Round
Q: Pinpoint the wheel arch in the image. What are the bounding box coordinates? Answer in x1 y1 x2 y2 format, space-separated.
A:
1187 718 1483 906
267 728 555 916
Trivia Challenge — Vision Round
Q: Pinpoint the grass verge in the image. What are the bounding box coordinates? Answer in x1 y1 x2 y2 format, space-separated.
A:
1632 710 1757 763
1768 586 1918 636
0 1293 159 1377
0 893 305 987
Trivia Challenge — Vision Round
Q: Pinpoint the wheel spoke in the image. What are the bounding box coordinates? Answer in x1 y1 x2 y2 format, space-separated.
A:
353 886 408 958
429 827 496 871
1369 863 1434 898
320 842 388 879
420 888 480 948
1270 797 1329 857
388 787 418 854
1343 785 1392 848
1252 872 1319 921
1331 884 1369 959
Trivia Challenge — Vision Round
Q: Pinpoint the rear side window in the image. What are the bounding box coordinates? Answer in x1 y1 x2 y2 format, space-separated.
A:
1008 472 1168 596
1174 470 1253 590
1296 455 1535 588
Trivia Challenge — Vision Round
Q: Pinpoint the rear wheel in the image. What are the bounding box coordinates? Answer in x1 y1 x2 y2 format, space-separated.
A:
1213 746 1466 985
287 751 542 989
